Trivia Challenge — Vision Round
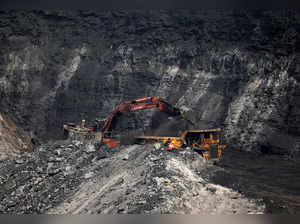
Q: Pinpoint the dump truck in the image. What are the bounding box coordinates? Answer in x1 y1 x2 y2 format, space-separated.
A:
135 128 226 159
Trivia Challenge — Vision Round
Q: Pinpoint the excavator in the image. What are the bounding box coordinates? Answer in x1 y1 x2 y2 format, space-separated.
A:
63 96 182 145
100 96 183 146
63 96 226 159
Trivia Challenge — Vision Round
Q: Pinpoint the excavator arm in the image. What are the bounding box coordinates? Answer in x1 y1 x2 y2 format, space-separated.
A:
101 96 181 146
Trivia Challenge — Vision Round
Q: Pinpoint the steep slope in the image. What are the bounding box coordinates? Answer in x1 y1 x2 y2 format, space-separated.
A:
0 112 33 161
0 10 300 156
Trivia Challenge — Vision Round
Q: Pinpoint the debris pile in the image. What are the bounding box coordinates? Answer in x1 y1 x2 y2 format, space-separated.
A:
0 140 265 214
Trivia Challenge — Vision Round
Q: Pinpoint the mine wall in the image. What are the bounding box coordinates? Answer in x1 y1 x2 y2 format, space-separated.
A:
0 10 300 214
0 10 300 156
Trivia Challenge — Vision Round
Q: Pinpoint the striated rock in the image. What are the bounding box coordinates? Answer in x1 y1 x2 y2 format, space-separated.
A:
0 11 299 156
0 112 33 161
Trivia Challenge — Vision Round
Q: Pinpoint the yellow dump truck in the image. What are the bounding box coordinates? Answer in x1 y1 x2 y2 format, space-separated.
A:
135 128 226 159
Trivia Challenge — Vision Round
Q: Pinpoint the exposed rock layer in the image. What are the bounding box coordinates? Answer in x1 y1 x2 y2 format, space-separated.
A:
1 10 300 155
0 112 33 161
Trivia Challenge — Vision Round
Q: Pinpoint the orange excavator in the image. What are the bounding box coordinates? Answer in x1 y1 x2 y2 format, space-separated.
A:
100 96 182 146
63 96 183 146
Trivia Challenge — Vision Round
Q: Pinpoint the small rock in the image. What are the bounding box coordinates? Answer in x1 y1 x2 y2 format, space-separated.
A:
118 177 124 185
34 177 43 185
54 144 62 148
96 153 107 160
84 172 94 179
16 185 25 195
7 200 17 208
118 207 125 212
48 168 61 176
149 156 159 161
55 150 61 156
122 154 129 160
73 141 82 147
207 186 217 194
65 166 72 171
48 157 63 162
84 144 96 153
117 205 127 213
154 143 161 150
37 167 44 174
38 147 46 152
192 192 199 196
15 159 24 164
63 166 74 176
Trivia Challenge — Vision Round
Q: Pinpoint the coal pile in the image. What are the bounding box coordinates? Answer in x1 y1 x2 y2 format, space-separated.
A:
0 140 265 214
0 140 116 213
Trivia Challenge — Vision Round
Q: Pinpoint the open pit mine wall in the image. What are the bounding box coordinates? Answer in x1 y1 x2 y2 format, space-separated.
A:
0 10 300 155
0 112 33 160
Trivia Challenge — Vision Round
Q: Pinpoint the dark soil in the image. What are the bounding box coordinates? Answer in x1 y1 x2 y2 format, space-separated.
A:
210 149 300 214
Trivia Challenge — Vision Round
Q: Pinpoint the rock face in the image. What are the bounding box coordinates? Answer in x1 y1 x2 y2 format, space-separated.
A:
1 10 300 214
0 112 33 161
0 11 300 154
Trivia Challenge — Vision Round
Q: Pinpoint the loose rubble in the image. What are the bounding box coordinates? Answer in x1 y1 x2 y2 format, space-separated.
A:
0 140 265 214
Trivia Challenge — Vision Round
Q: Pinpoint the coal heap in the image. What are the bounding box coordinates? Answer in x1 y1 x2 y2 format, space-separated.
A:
0 140 265 214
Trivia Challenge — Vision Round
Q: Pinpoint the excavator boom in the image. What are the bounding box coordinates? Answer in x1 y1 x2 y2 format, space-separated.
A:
101 96 181 146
